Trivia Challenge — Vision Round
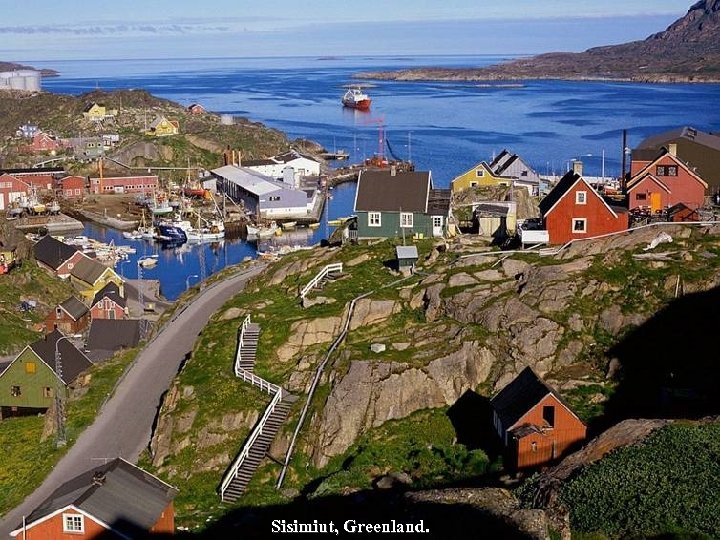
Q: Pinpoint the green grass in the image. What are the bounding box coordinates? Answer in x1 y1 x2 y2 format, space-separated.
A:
307 408 491 497
0 262 75 354
560 422 720 538
0 348 136 517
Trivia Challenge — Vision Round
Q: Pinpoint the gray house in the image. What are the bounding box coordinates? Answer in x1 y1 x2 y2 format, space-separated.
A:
353 169 449 239
212 165 317 220
490 149 544 195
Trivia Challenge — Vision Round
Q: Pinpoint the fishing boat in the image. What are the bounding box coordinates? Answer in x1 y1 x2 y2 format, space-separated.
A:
122 230 143 240
186 219 225 242
256 221 279 239
342 87 371 110
155 221 187 243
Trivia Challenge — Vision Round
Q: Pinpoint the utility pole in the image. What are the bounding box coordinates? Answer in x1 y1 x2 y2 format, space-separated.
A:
54 335 72 447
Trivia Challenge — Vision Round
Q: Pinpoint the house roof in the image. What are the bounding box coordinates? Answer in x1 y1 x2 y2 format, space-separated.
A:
18 458 177 537
489 149 511 170
474 203 510 217
395 245 418 260
83 102 102 113
33 236 78 270
493 154 519 176
59 296 89 321
70 256 110 285
241 158 277 167
86 320 145 352
354 170 432 213
539 171 618 219
92 282 125 308
0 360 11 377
427 189 451 216
29 329 92 385
636 126 720 153
630 149 708 189
211 165 286 197
626 172 671 193
491 367 579 429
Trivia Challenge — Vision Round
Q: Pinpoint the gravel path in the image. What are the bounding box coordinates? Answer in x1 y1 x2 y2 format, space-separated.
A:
0 263 267 537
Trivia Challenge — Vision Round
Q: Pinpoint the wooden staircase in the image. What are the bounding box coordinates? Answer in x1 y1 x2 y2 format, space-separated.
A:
221 392 296 502
220 316 294 502
299 263 343 301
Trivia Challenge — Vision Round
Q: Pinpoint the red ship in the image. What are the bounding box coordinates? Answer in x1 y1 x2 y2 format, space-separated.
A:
342 87 371 110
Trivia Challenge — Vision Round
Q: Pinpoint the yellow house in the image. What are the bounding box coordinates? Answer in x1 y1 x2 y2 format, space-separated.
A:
451 161 513 194
83 103 117 121
146 116 180 137
68 256 124 301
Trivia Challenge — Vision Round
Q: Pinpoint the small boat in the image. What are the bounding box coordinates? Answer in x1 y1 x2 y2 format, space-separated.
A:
281 221 297 231
256 221 279 238
138 255 159 268
123 231 143 240
308 222 320 229
342 87 371 110
327 219 343 226
155 222 187 243
48 201 61 214
246 224 259 236
186 220 225 242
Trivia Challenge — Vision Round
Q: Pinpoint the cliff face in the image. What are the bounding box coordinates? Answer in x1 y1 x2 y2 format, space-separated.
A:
357 0 720 83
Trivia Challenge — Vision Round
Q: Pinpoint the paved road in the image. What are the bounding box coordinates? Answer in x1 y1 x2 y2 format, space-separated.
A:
0 263 267 538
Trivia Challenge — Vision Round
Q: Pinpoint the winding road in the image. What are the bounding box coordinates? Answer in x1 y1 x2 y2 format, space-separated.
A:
0 262 267 538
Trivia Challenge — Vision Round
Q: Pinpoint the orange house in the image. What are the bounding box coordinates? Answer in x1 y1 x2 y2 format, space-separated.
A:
10 458 177 539
491 367 586 469
539 171 628 245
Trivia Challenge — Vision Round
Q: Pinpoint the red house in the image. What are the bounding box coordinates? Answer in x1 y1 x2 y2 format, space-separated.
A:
90 282 127 320
45 296 90 334
491 367 586 469
0 174 31 211
187 103 206 114
627 149 707 212
29 132 63 153
539 171 628 245
10 458 177 539
57 175 87 199
90 175 159 194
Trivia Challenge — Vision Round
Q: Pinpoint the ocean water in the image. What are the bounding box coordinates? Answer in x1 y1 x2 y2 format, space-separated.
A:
40 55 720 298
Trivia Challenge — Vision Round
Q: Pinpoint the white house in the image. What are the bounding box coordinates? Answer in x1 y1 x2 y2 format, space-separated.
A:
242 150 321 188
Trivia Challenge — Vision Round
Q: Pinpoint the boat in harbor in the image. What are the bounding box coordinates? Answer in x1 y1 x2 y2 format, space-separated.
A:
138 255 159 268
281 221 297 231
342 87 371 110
254 221 279 239
186 219 225 242
155 221 187 243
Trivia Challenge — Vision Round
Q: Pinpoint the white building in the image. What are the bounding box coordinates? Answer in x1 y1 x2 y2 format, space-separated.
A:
242 150 321 188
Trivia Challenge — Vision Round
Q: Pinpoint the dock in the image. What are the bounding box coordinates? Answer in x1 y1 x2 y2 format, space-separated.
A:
11 213 84 233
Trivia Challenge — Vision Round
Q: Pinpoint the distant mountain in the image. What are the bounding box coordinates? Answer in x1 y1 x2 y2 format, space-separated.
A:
357 0 720 83
0 61 58 77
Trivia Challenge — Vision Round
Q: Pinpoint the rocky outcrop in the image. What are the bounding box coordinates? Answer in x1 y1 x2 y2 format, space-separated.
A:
277 316 343 362
348 299 401 331
311 342 495 467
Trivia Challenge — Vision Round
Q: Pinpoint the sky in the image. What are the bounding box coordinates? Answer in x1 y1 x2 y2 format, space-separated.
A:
0 0 694 61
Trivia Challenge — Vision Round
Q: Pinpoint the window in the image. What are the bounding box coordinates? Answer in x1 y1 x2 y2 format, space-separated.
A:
268 196 280 202
667 166 678 176
575 191 587 205
56 307 63 318
476 169 484 177
542 405 556 428
636 193 647 201
470 181 478 187
521 170 528 177
368 212 381 227
43 387 54 398
400 212 414 228
11 386 21 397
25 362 36 374
63 514 84 533
572 218 587 233
432 216 443 228
531 441 538 452
656 165 677 176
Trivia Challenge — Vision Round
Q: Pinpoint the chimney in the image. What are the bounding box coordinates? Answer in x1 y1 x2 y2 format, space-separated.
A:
572 160 583 176
668 143 677 156
390 165 397 177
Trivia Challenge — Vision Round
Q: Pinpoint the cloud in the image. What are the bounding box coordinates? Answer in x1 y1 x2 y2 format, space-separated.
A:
0 23 233 36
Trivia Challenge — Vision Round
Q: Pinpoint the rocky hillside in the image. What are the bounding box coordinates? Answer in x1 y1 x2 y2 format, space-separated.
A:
0 89 289 174
142 221 720 535
0 61 57 77
357 0 720 83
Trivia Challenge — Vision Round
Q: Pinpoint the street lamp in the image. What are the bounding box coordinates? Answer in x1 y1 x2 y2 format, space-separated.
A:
54 335 73 447
185 274 199 290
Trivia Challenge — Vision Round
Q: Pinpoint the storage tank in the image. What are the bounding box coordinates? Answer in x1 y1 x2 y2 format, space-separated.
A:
0 71 13 90
220 114 234 125
18 70 41 92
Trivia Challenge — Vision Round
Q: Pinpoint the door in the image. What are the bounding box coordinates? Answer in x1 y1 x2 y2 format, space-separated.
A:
650 192 662 212
432 216 443 237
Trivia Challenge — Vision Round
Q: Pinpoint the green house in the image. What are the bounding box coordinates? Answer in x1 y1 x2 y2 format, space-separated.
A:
353 169 450 240
0 329 92 417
